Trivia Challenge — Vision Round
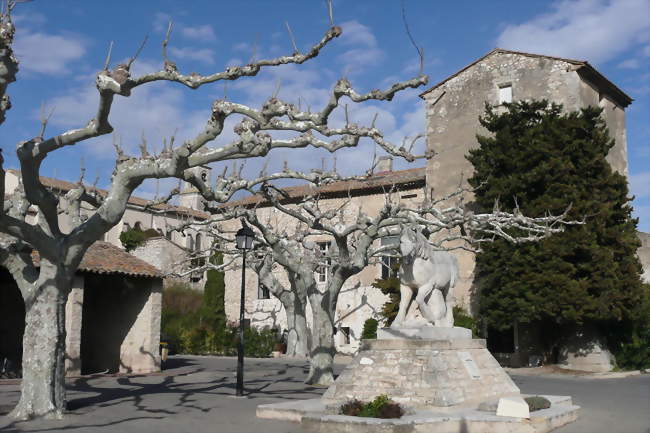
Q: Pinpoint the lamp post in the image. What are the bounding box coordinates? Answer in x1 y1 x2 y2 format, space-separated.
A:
235 220 255 397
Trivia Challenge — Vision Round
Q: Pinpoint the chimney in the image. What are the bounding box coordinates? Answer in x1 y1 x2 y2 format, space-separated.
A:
376 156 393 173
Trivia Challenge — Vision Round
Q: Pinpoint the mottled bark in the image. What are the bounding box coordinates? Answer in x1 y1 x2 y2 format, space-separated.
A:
305 289 336 385
9 265 71 420
0 12 17 125
280 290 309 357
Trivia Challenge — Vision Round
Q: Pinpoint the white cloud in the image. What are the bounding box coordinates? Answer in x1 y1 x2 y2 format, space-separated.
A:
337 20 385 75
153 12 216 42
618 58 640 69
496 0 650 64
181 24 217 42
14 31 86 74
46 61 210 160
169 46 216 65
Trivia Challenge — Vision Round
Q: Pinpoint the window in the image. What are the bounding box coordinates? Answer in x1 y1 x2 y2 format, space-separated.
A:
195 233 202 252
187 234 194 251
380 236 400 280
122 222 131 232
165 230 172 240
258 282 271 300
401 193 417 199
316 241 330 283
498 84 512 104
340 326 351 345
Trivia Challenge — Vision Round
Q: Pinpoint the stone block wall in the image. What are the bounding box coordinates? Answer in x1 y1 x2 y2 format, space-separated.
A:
119 279 162 374
323 338 519 409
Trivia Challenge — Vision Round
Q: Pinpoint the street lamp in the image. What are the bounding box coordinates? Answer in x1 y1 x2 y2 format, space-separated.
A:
235 220 255 397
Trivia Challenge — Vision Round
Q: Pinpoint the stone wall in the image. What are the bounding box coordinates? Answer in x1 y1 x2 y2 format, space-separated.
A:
132 236 205 289
119 278 162 374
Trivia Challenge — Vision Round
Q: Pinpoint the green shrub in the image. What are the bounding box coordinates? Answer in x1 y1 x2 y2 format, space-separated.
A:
610 283 650 370
340 395 404 419
525 396 551 411
453 306 479 337
361 318 379 340
119 227 160 251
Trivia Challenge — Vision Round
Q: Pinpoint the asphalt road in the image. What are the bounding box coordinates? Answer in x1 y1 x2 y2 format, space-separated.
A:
0 356 648 433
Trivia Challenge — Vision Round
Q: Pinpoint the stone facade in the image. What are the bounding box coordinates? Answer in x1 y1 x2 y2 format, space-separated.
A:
222 167 427 354
132 236 206 288
322 337 519 409
421 49 632 313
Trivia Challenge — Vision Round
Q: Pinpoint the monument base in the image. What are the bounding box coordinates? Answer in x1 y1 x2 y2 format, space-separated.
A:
378 325 472 340
322 335 519 409
257 330 579 432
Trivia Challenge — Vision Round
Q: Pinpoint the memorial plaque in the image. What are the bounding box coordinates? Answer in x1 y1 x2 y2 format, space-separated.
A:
457 351 481 379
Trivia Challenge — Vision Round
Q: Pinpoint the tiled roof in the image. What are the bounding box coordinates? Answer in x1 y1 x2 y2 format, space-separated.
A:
6 169 209 220
221 166 426 208
419 48 633 107
32 242 162 279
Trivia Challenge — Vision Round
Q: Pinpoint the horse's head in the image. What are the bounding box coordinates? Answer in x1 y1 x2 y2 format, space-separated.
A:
400 226 417 257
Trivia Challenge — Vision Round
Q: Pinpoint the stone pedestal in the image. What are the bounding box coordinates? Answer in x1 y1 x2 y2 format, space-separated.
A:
378 326 472 340
322 332 520 409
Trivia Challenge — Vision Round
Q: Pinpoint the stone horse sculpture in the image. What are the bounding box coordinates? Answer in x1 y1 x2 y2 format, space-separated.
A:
392 226 459 328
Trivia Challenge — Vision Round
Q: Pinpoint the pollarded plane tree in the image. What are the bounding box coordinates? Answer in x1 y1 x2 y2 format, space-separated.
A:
171 207 317 358
194 184 576 386
0 3 430 419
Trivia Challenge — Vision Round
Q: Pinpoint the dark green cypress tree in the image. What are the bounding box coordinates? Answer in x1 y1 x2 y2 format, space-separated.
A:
201 252 226 329
466 100 644 357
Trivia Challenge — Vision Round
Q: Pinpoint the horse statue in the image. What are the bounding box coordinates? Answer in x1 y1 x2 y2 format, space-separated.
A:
392 226 459 328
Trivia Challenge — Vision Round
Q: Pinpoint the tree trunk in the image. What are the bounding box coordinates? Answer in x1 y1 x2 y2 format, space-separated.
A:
282 292 310 357
305 290 336 385
9 273 70 420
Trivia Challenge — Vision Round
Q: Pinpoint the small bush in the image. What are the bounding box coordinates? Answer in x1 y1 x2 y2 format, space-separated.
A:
361 318 379 340
339 399 364 417
453 306 479 337
525 396 551 412
340 394 405 419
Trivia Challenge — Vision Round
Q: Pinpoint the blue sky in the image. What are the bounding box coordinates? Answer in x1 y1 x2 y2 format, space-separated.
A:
3 0 649 230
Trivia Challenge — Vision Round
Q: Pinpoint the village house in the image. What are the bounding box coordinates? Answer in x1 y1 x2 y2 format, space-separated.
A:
1 168 210 377
1 242 163 376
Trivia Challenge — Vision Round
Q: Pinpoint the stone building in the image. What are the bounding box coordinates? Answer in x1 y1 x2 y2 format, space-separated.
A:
222 160 427 354
1 242 163 376
420 48 633 312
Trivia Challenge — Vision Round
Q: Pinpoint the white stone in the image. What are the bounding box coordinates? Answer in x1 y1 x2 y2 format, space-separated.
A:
378 326 471 340
359 357 374 365
496 396 530 419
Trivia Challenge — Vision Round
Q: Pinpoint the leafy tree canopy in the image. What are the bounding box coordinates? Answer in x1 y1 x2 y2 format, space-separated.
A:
467 100 644 334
